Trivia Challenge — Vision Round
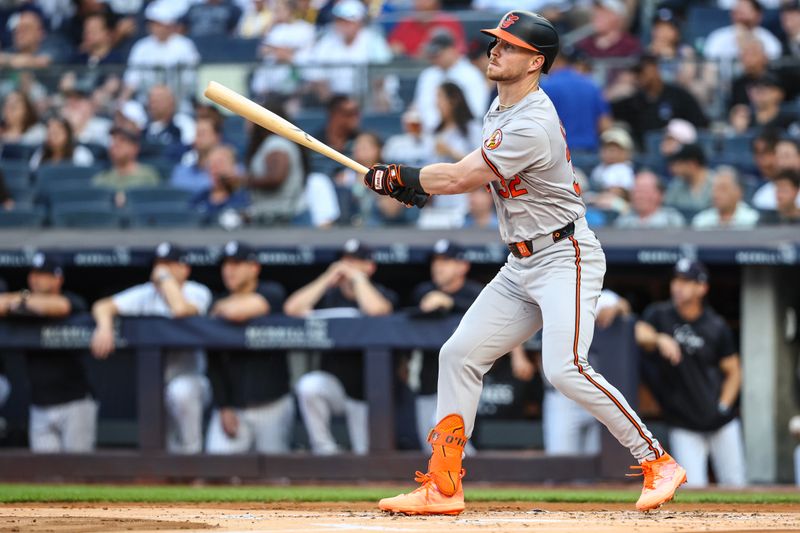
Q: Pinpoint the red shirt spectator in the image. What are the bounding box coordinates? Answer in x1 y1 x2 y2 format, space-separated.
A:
388 0 466 57
577 0 641 59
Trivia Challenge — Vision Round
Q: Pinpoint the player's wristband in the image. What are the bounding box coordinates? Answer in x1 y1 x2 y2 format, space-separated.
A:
399 166 426 194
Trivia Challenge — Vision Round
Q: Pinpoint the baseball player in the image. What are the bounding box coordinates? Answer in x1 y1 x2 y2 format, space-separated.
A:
363 11 686 514
91 242 212 454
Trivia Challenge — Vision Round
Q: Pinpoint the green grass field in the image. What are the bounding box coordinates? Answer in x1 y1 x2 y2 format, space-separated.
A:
0 484 798 505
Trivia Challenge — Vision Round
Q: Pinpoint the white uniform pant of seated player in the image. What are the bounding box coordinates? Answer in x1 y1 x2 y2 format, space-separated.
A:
29 396 98 452
669 418 747 487
436 219 664 463
165 374 211 454
543 388 601 455
295 370 368 455
205 395 295 453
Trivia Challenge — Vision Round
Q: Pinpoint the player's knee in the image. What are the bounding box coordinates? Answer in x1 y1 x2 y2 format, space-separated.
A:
166 376 202 412
295 371 325 400
542 359 572 393
438 336 468 374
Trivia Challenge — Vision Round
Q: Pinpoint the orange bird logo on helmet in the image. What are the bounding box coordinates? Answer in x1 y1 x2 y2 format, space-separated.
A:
501 14 519 28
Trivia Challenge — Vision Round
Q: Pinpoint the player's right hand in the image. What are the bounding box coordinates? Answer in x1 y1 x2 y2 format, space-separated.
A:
390 185 429 208
90 327 115 359
364 164 401 196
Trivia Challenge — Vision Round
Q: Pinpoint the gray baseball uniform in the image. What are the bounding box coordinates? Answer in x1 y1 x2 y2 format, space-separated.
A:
435 88 664 463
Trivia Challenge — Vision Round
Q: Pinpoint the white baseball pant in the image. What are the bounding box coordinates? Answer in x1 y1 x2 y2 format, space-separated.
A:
165 374 210 454
669 418 747 487
205 395 295 454
295 370 368 455
436 220 664 462
29 396 98 453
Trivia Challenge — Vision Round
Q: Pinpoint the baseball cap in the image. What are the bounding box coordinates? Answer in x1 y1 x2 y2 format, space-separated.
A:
665 119 697 145
751 72 784 89
221 240 258 262
31 251 63 276
154 242 185 263
340 238 372 260
594 0 627 16
432 239 466 260
332 0 366 22
668 143 706 165
652 7 678 26
673 258 708 283
145 0 182 25
424 28 457 57
118 100 148 131
600 128 634 151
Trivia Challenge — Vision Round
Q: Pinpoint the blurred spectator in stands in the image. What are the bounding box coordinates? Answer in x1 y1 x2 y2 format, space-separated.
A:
62 87 112 146
382 108 434 167
747 73 798 132
250 0 315 99
0 252 96 453
144 84 192 162
92 126 160 206
647 8 684 61
692 166 760 229
728 36 771 110
296 172 341 227
750 129 781 183
318 94 360 157
463 188 498 229
615 170 686 228
114 100 147 136
388 0 465 58
758 170 800 223
191 145 250 223
541 46 611 153
245 96 306 225
286 239 397 455
294 0 319 25
411 239 483 451
636 259 746 488
590 127 634 190
1 91 45 146
170 115 222 194
366 194 420 227
781 0 800 57
413 28 488 134
296 0 391 101
237 0 272 38
0 9 56 69
611 54 709 148
704 0 782 62
92 242 212 454
29 117 95 171
206 241 294 454
75 11 124 67
753 137 800 209
576 0 641 58
660 119 697 160
122 0 200 106
335 131 382 223
184 0 242 37
665 144 714 213
0 170 14 210
726 104 753 136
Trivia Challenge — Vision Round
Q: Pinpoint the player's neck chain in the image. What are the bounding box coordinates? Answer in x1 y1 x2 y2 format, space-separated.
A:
497 102 515 110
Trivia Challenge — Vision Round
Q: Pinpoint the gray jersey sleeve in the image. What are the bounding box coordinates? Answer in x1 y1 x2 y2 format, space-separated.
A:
482 118 551 178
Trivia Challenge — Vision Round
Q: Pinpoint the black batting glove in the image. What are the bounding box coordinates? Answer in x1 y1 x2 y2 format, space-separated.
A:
390 185 429 209
364 164 401 196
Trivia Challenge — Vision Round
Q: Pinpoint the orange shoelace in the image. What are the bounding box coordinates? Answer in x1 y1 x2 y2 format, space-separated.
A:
627 462 656 490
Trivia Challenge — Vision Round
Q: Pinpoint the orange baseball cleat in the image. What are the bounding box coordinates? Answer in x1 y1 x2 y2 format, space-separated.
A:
378 469 466 515
379 414 468 515
630 453 687 511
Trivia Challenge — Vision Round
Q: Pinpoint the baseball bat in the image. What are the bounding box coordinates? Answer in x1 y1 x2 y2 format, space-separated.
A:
203 81 369 176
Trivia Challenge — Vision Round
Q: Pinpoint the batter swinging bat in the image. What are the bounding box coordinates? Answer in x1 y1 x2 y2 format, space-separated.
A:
203 81 368 175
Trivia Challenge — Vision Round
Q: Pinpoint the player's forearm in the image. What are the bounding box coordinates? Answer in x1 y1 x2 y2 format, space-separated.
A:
284 278 328 317
634 321 659 350
214 294 269 322
24 294 71 318
419 163 470 195
92 299 117 330
352 278 392 316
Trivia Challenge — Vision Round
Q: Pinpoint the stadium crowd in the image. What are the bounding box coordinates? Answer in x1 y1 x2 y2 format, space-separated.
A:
0 0 796 229
0 0 798 486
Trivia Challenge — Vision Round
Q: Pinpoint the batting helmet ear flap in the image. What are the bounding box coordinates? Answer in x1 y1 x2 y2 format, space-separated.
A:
486 38 498 58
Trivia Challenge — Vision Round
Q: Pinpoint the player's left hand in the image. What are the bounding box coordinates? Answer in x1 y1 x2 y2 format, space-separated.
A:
364 164 401 196
390 185 429 208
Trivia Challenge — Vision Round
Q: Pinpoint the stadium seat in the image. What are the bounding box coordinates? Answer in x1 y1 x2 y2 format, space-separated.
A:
0 143 35 161
139 157 175 182
50 203 121 228
194 36 260 63
0 161 31 189
50 188 115 209
80 143 109 161
294 112 327 137
644 130 664 154
685 7 731 50
570 152 600 175
128 204 205 228
36 164 102 188
125 187 194 206
0 208 45 228
361 113 404 139
7 184 36 207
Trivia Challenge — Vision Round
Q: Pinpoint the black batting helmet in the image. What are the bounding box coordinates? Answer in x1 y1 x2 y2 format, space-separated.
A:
481 11 560 74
